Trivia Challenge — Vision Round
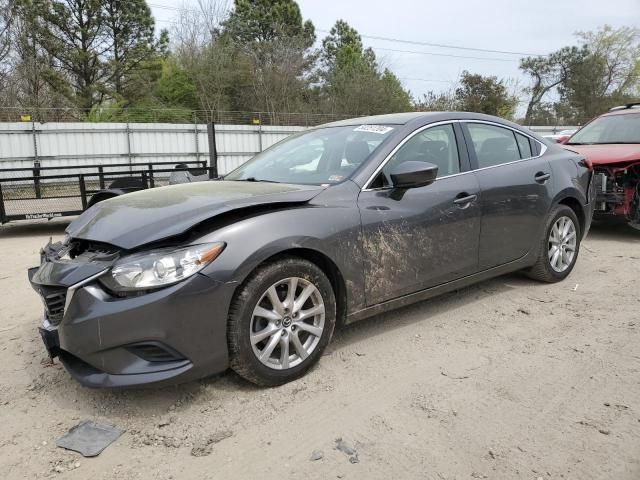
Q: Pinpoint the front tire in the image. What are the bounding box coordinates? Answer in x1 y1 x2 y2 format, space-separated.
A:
527 205 581 283
228 257 336 386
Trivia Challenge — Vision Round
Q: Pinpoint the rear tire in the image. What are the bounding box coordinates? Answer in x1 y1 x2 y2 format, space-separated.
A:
527 205 581 283
228 257 336 386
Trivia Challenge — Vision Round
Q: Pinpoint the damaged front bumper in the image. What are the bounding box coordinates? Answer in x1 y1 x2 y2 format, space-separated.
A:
592 164 640 230
28 239 234 388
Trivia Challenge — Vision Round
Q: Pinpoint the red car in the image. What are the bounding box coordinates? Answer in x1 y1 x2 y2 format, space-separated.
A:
562 103 640 230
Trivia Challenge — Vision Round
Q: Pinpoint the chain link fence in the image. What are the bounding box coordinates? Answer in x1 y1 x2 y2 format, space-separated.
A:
0 107 355 126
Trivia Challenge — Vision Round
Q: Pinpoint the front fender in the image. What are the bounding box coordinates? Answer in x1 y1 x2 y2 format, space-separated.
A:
197 205 365 314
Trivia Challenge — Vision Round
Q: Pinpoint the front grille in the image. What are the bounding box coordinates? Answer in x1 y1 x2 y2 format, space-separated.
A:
39 288 67 325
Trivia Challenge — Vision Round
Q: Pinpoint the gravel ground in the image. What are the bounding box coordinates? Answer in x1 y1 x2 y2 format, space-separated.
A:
0 219 639 480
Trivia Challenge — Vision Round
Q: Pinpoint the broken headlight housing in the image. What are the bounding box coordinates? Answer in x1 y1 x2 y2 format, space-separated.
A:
101 242 225 292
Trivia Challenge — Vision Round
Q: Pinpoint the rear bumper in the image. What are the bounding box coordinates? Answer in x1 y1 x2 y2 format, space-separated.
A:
30 266 235 388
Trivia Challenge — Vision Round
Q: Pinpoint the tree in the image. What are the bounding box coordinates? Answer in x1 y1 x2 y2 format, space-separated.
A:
321 19 374 72
578 25 640 99
171 0 237 112
415 90 457 112
224 0 314 46
380 68 413 112
455 71 517 118
0 0 11 85
5 0 67 110
35 0 109 110
154 57 199 109
520 25 640 124
222 0 317 116
519 46 589 123
102 0 158 98
319 20 411 115
561 25 640 121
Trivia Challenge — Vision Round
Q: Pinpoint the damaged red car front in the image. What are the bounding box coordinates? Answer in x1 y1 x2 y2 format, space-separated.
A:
562 103 640 230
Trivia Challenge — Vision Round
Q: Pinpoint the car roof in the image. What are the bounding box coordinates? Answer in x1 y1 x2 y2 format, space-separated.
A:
602 107 640 117
320 111 526 127
322 112 434 126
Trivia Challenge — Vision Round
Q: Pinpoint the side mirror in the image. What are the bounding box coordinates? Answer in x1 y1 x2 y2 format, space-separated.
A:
557 135 571 144
390 161 438 189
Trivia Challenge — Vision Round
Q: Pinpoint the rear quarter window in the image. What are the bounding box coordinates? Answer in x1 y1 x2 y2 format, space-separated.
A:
515 133 533 158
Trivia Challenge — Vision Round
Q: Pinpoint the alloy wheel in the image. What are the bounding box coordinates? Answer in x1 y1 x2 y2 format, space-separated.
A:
250 277 325 370
548 216 577 273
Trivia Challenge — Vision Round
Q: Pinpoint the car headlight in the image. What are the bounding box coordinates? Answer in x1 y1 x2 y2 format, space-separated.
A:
101 242 225 292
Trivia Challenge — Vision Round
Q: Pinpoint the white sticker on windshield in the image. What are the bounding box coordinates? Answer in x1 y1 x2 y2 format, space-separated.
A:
353 125 394 135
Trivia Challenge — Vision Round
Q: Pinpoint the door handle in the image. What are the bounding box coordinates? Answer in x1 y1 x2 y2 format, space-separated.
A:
453 194 477 205
535 172 551 183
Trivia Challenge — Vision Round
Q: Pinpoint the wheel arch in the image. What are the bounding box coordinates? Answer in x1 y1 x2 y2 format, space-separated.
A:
232 247 348 327
553 193 586 236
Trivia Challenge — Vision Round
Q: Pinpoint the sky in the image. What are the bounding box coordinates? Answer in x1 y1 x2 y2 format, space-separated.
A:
149 0 640 105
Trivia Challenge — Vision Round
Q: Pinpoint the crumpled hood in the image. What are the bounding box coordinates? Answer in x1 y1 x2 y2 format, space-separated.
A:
67 181 324 249
562 144 640 166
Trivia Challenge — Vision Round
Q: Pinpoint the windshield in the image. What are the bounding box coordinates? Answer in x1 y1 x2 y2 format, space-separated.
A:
567 113 640 145
224 125 396 185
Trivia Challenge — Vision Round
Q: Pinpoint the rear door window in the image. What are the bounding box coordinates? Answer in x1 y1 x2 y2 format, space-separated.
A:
466 123 520 169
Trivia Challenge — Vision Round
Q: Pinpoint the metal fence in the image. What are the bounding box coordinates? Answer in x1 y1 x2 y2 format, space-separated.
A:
0 107 354 126
0 107 577 178
0 121 307 175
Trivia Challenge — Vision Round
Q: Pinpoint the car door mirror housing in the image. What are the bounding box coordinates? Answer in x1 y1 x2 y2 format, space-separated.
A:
390 161 438 189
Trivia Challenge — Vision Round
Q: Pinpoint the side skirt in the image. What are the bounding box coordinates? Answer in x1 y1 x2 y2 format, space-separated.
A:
345 255 534 324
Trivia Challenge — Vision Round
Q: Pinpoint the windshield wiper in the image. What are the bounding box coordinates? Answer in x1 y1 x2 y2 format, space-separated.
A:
236 177 281 183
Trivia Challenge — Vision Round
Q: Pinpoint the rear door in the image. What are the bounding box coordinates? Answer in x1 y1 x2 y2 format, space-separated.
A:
357 122 481 305
462 121 552 270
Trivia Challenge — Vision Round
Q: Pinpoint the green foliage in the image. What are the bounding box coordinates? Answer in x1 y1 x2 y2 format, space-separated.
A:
36 0 108 110
11 0 165 111
416 72 517 119
102 0 157 97
520 25 640 124
455 71 517 118
318 19 411 115
224 0 314 47
9 0 636 124
154 58 199 109
415 91 457 112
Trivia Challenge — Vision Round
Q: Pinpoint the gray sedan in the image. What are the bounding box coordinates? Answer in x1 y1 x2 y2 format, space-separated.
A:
29 112 596 387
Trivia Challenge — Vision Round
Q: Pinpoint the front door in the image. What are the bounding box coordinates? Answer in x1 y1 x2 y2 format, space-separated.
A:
358 123 482 306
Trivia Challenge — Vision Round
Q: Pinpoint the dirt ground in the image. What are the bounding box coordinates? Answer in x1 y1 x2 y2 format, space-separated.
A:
0 219 639 480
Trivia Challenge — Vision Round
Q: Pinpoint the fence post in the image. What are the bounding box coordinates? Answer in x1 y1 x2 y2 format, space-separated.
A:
193 112 200 163
98 165 105 190
148 163 155 188
31 112 41 199
0 183 6 224
125 113 133 172
79 175 87 210
33 160 41 200
207 120 218 179
257 112 263 152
